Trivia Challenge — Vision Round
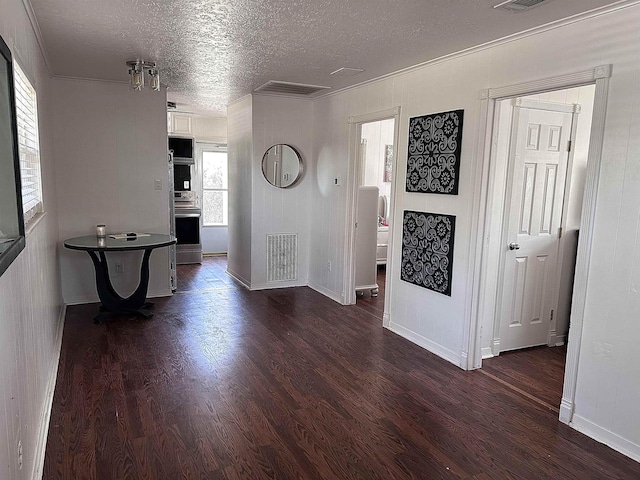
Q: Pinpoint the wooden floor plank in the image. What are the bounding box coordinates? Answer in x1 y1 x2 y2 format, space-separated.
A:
43 257 640 479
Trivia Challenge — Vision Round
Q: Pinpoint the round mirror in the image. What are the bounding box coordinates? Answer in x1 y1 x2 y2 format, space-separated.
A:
261 144 303 188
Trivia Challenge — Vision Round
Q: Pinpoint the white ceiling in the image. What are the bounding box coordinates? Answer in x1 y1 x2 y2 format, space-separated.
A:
29 0 626 116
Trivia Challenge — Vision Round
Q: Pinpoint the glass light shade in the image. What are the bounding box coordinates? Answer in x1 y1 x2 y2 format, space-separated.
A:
149 71 160 91
130 69 144 90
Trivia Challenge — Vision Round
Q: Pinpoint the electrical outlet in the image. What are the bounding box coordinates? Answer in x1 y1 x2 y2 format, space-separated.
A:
114 261 124 275
327 261 332 272
17 439 23 470
154 178 163 190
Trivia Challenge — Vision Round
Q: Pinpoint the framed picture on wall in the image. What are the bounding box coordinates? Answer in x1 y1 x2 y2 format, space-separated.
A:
384 144 393 183
400 210 455 296
406 109 464 195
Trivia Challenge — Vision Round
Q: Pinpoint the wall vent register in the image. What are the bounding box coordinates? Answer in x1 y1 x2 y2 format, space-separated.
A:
254 80 330 96
266 234 298 282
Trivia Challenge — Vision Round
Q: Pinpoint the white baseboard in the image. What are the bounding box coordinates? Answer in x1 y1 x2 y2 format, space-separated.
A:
31 303 66 480
355 283 378 292
571 414 640 463
481 347 494 359
308 282 345 305
548 331 567 347
387 321 460 367
459 350 469 370
559 398 574 424
250 280 307 291
225 269 251 289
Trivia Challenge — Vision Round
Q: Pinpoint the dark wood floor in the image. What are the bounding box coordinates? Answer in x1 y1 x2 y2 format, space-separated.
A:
481 345 568 412
354 265 387 319
43 259 640 479
176 255 235 293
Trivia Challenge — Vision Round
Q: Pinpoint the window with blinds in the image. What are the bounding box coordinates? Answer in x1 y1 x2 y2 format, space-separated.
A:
13 61 42 224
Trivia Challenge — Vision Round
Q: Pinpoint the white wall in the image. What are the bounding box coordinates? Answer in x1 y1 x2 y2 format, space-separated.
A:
0 0 64 478
227 94 313 289
201 225 228 254
307 3 640 460
227 96 253 285
250 95 312 288
53 78 171 304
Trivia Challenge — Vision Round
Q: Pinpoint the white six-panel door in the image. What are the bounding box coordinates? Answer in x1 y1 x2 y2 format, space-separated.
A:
498 100 576 352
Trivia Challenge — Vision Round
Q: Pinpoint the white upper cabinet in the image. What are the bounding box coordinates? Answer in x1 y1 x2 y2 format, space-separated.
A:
167 113 227 143
168 113 192 135
193 117 227 143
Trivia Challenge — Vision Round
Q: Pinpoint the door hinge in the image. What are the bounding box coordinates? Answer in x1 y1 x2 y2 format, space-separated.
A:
567 139 572 152
550 309 554 322
558 226 563 239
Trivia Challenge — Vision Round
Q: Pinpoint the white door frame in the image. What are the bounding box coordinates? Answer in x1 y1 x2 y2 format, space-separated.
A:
466 65 611 426
343 107 401 325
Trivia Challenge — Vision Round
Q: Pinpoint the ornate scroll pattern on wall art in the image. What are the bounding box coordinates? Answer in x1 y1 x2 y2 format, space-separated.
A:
406 109 464 194
401 211 455 296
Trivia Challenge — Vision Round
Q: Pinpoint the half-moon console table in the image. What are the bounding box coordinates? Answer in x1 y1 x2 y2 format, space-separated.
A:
64 234 176 322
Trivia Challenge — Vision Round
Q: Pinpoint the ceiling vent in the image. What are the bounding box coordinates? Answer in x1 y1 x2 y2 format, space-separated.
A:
254 80 331 96
330 67 365 77
493 0 547 12
167 101 177 109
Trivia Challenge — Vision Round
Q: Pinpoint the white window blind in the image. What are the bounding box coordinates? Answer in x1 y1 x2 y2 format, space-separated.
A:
13 61 42 224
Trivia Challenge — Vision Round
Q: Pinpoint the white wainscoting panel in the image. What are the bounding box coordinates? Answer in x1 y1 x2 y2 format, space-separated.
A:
0 217 64 480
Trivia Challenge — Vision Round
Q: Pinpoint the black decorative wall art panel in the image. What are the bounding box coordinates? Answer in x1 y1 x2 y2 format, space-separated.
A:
407 109 464 194
401 211 455 296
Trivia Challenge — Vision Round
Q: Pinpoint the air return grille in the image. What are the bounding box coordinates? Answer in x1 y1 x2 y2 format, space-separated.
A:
494 0 547 11
266 234 298 282
254 81 331 96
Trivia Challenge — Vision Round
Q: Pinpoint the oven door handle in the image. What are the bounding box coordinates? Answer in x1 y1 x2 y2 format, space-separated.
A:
175 213 201 218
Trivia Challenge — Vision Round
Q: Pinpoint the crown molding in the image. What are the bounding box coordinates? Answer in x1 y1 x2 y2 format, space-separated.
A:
21 0 52 76
317 0 640 100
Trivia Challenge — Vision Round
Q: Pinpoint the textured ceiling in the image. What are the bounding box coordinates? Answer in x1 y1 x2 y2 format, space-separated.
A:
29 0 625 116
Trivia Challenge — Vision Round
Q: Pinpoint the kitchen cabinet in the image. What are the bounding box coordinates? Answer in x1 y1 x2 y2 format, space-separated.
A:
168 113 192 135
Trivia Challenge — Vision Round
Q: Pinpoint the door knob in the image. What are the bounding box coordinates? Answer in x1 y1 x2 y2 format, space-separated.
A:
508 242 520 251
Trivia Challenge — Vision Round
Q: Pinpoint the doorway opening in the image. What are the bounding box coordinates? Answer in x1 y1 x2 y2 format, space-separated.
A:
344 107 400 323
353 118 396 318
478 84 596 411
196 142 229 255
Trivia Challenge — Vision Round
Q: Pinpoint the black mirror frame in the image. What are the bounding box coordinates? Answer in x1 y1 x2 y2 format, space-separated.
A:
0 34 26 278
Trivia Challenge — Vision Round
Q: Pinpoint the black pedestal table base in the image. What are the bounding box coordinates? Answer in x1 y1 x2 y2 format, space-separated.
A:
64 233 176 324
87 249 156 322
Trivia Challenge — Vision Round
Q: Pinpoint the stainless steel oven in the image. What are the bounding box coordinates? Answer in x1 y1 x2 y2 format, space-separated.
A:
174 190 202 264
173 164 192 192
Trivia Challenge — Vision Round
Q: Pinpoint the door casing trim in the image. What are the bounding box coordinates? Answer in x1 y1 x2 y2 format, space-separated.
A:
343 107 401 325
466 65 611 427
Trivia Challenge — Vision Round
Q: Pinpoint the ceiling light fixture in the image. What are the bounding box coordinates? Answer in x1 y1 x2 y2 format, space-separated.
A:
126 60 160 91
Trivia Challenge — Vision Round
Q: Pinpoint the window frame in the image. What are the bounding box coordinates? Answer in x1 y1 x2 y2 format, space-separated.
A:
13 59 43 226
199 144 228 227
